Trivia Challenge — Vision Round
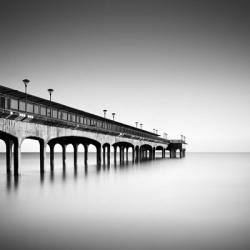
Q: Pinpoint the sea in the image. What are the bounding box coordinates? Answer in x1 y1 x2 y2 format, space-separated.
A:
0 152 249 250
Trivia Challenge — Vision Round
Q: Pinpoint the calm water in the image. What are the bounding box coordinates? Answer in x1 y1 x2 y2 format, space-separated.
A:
0 153 249 250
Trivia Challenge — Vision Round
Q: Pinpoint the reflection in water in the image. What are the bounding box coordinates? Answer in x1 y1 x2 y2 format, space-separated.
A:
0 153 250 250
6 174 19 192
6 174 19 191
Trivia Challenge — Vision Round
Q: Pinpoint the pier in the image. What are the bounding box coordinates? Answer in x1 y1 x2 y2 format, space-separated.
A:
0 85 187 175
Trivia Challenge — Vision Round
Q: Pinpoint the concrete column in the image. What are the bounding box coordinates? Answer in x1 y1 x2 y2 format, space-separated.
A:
138 147 141 161
140 147 143 161
97 145 101 165
120 146 124 163
103 146 106 165
114 146 117 164
126 147 129 162
84 144 88 165
40 140 46 174
149 149 152 160
6 140 13 174
50 144 55 170
153 148 156 160
13 140 21 176
132 147 135 162
107 145 110 165
73 143 78 167
62 144 66 164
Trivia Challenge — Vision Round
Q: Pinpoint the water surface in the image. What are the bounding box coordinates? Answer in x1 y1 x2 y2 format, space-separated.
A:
0 153 249 250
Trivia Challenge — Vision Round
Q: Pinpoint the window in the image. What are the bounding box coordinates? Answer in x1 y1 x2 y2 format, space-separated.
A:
86 118 90 125
27 103 33 113
34 105 39 114
10 99 18 110
0 97 5 108
19 101 25 111
62 112 67 120
40 106 46 116
53 109 57 118
71 115 75 122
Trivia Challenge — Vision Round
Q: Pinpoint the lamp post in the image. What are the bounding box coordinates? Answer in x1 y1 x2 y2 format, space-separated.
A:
156 129 158 134
153 129 155 133
103 109 107 118
135 122 138 128
23 79 30 115
48 89 54 117
112 113 115 121
140 123 143 129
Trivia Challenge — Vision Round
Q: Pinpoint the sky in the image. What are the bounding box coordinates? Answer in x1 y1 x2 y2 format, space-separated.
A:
0 0 250 152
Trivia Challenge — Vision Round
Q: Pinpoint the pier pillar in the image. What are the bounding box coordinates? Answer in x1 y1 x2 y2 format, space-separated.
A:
107 145 110 165
126 147 129 162
84 144 88 165
153 148 156 160
97 145 101 165
73 143 78 167
62 144 66 165
114 146 117 164
103 146 106 165
13 140 21 176
40 140 46 174
6 139 13 174
50 144 55 170
132 147 135 162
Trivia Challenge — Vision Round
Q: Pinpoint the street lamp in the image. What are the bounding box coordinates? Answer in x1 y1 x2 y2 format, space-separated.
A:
23 79 30 115
153 129 155 133
112 113 115 121
135 122 138 128
48 88 54 117
140 123 143 129
156 129 158 134
103 109 107 118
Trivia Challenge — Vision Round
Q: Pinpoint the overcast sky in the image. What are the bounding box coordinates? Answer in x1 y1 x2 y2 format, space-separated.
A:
0 0 250 152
